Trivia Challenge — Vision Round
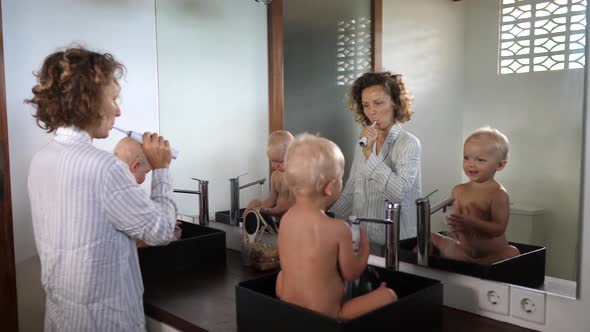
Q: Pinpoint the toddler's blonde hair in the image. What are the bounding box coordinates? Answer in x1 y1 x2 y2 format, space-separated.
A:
466 126 509 160
267 130 295 157
285 134 344 195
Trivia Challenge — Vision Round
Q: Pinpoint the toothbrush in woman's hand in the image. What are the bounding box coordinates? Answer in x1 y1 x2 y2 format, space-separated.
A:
358 121 378 148
112 126 179 159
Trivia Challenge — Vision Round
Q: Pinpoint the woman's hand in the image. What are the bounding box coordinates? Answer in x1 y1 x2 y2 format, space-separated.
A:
143 132 172 169
360 125 378 159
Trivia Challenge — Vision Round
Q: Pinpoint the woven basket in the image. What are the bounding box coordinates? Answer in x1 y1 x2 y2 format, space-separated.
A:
251 243 280 271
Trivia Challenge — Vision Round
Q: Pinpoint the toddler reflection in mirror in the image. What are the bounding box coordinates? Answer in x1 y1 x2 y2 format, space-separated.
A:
243 130 295 221
114 137 182 246
276 134 397 320
431 127 520 264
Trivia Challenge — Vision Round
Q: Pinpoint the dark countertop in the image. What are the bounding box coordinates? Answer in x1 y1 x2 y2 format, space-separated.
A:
143 249 537 332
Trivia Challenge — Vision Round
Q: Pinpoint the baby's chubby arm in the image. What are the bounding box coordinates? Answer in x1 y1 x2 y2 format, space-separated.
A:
337 220 370 281
448 190 510 238
261 171 293 216
447 186 463 233
260 171 280 209
263 194 294 216
244 172 279 216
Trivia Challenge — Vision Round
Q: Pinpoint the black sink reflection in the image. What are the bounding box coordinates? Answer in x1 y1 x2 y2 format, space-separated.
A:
138 221 226 281
235 267 443 332
214 209 246 225
399 233 546 288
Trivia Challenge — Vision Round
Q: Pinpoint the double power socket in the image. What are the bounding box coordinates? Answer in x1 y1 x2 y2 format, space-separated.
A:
476 280 546 325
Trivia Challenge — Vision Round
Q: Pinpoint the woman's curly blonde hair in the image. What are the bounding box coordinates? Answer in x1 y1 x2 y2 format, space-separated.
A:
346 71 414 126
25 47 126 133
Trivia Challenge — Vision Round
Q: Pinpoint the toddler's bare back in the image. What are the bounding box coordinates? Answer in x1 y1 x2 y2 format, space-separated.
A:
276 206 347 318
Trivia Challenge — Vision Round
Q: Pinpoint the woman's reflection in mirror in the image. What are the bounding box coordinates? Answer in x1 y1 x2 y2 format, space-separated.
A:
431 127 520 264
330 72 422 256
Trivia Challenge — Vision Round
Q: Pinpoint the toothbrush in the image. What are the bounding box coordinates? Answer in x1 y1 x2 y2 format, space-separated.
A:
112 126 179 159
358 121 378 148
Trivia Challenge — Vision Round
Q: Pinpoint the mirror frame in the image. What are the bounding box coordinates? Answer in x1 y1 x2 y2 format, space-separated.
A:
575 3 589 299
0 1 20 328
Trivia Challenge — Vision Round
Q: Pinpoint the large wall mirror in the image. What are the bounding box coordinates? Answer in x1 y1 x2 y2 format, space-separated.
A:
156 0 585 298
279 0 585 297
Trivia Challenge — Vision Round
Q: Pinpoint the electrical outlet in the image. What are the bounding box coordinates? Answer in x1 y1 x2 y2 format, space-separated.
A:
510 286 546 324
476 280 509 315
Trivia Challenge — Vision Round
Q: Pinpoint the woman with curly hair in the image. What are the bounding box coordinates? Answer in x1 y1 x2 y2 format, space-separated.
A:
330 72 422 255
26 47 177 331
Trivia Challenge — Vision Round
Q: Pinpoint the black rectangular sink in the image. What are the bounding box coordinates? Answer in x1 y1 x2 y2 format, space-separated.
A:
214 209 246 225
138 221 226 281
235 268 443 332
399 234 545 288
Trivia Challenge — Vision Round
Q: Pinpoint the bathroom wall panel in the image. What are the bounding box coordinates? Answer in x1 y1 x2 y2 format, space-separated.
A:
156 0 269 217
283 0 372 180
382 0 466 229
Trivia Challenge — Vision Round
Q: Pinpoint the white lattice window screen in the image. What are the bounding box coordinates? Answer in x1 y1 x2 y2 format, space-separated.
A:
499 0 587 74
337 17 372 85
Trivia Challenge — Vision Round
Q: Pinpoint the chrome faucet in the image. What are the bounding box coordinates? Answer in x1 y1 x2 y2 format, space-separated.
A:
229 174 266 226
415 189 454 266
174 178 209 226
350 201 401 271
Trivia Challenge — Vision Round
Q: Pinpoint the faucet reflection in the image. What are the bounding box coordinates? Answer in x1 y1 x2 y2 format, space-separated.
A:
174 178 210 226
415 190 454 267
349 201 401 271
229 175 266 226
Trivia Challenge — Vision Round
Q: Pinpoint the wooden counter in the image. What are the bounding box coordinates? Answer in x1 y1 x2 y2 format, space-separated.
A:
143 249 537 332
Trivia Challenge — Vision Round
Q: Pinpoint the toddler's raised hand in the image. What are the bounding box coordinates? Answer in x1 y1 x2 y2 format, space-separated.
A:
447 204 476 232
358 227 370 256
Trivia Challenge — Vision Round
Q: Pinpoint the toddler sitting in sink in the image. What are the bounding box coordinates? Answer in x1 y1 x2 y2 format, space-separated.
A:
431 127 519 264
276 134 396 320
243 130 296 222
114 137 182 245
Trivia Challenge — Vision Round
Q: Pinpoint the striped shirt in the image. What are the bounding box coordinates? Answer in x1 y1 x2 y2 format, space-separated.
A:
330 123 422 244
28 127 177 332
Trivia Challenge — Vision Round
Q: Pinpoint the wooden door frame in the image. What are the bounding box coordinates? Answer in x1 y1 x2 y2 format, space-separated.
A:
0 1 20 331
266 0 383 133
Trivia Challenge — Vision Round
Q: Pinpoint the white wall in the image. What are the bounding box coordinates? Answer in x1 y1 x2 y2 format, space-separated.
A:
3 0 160 329
463 0 583 281
283 0 369 183
3 0 160 263
156 0 269 217
382 0 465 228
